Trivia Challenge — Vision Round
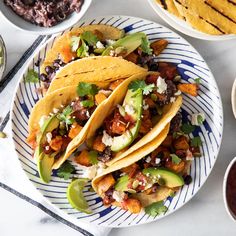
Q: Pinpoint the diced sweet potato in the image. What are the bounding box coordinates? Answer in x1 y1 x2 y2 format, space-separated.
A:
125 52 139 64
162 135 173 147
60 45 76 63
166 160 186 173
95 93 107 105
74 150 91 167
139 119 152 134
151 146 170 159
49 136 63 151
26 130 38 149
177 83 198 97
109 79 125 90
146 73 160 84
124 198 142 214
111 120 126 135
93 136 106 152
173 136 189 150
151 39 168 56
97 174 115 195
144 97 156 108
68 123 83 139
121 163 139 174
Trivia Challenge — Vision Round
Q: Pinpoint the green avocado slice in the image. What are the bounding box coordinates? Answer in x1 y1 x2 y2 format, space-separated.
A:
114 175 129 191
102 32 146 57
142 168 184 188
110 88 143 152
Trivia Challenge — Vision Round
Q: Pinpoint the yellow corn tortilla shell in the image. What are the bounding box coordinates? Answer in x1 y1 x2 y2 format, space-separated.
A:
92 124 170 194
156 0 183 19
41 24 124 73
47 56 147 94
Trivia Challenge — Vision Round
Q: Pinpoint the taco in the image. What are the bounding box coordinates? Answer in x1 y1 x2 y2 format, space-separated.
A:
68 71 183 176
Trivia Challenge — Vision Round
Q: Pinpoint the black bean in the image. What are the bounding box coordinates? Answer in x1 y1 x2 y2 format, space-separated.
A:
184 175 192 185
39 73 48 82
149 63 158 71
150 107 158 116
45 66 54 75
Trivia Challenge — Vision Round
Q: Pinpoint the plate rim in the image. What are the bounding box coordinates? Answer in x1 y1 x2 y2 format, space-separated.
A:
10 14 224 228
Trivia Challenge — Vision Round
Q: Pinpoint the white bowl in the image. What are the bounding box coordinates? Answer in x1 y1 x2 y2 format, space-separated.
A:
0 0 92 35
223 156 236 222
148 0 236 41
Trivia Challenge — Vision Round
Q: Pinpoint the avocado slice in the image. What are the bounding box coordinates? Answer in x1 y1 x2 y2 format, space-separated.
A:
114 175 129 191
143 168 184 188
110 88 143 152
102 32 146 57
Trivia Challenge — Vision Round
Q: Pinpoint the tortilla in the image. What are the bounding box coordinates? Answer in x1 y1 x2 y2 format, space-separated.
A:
40 24 125 73
47 56 147 94
156 0 183 19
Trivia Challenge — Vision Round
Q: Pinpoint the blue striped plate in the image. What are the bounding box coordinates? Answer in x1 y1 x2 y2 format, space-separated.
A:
11 15 223 227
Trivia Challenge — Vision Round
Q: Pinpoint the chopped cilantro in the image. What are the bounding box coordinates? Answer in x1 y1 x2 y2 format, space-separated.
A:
89 151 98 165
173 131 184 139
140 36 153 55
57 106 74 126
197 114 205 125
80 100 94 108
181 123 195 134
25 69 39 83
77 40 89 58
191 136 202 147
194 78 201 84
81 31 99 46
128 80 155 95
77 82 99 97
170 154 182 164
145 201 167 217
71 36 80 52
57 161 75 180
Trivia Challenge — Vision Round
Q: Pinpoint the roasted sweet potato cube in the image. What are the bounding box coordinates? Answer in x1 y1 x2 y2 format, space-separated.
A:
173 136 189 150
124 198 142 214
144 98 156 108
166 160 186 173
74 150 91 167
151 39 168 56
125 52 139 64
177 83 198 97
68 123 83 139
97 174 115 195
49 136 63 151
121 163 139 174
92 135 106 152
162 135 173 147
109 79 125 90
95 93 107 105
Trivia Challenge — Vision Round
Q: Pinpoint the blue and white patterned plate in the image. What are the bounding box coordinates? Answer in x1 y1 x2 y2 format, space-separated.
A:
11 16 223 227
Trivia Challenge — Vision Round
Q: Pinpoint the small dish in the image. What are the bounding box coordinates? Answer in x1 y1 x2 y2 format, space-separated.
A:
148 0 236 41
223 156 236 222
232 79 236 119
0 0 92 35
0 35 7 81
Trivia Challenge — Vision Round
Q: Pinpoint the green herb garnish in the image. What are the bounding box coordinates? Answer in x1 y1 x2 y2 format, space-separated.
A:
129 80 155 95
194 78 201 84
77 82 99 97
81 31 99 46
80 100 94 108
191 136 202 147
181 123 195 134
57 161 75 180
25 69 39 83
197 115 205 125
77 40 89 58
57 106 74 126
89 151 98 165
145 201 168 217
140 36 153 55
170 154 182 164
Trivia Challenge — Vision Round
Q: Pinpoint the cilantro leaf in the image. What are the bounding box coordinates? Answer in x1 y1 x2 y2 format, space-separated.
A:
197 115 204 125
81 31 99 46
140 36 153 55
89 151 98 165
71 36 80 52
194 78 201 84
145 201 167 217
170 154 182 164
191 136 202 147
77 82 99 97
57 106 74 126
25 69 39 83
77 39 89 58
80 100 94 108
181 123 195 134
57 161 75 180
128 80 155 95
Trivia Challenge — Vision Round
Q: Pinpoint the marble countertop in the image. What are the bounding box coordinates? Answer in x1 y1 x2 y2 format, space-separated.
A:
1 0 236 235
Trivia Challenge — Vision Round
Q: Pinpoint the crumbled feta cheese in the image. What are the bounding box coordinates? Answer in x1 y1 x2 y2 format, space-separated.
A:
39 115 48 128
76 97 79 101
155 158 161 164
99 89 112 97
71 101 75 106
96 41 105 49
174 90 182 96
81 165 97 180
49 112 54 116
124 104 135 115
46 132 52 143
86 110 90 118
106 39 116 46
60 104 64 108
143 100 149 110
186 149 194 161
109 50 115 56
191 113 205 126
170 97 176 103
45 146 50 151
102 131 113 146
156 76 167 94
146 156 151 163
53 108 59 114
112 191 125 203
97 162 106 175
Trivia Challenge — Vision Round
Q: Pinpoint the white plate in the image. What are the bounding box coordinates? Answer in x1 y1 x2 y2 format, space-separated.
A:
148 0 236 41
11 15 223 227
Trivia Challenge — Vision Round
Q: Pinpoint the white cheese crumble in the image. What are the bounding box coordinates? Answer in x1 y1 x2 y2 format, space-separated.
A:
186 149 194 161
45 146 50 151
191 113 205 126
146 156 151 163
99 89 112 97
53 108 59 114
102 131 113 146
170 97 176 103
46 132 52 143
124 104 135 115
174 90 182 96
155 158 161 165
81 165 97 180
109 50 115 56
60 104 64 108
97 162 106 175
143 100 149 110
112 191 125 203
86 110 90 118
38 115 48 128
106 39 116 46
156 76 167 94
96 41 105 49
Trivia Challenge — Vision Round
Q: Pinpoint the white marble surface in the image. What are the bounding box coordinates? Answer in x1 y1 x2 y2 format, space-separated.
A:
1 0 236 235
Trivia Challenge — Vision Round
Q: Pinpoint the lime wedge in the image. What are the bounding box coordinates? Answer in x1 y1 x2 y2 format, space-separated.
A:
67 179 92 214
